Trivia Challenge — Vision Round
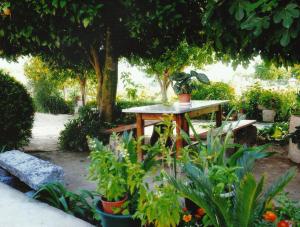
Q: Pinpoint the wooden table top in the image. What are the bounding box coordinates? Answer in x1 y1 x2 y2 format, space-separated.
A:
122 100 229 114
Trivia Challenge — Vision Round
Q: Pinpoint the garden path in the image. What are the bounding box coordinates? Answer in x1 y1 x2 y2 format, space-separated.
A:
23 113 73 152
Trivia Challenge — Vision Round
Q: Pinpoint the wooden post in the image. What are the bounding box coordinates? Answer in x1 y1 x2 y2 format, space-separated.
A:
216 105 222 127
136 113 144 161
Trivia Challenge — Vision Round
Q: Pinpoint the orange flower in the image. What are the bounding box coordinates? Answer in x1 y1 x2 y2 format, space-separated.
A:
277 220 290 227
182 207 188 212
182 214 192 222
263 211 277 222
196 208 205 217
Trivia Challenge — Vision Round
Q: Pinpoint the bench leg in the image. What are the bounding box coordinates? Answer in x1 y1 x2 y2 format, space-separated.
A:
234 125 257 146
216 105 222 127
136 113 144 161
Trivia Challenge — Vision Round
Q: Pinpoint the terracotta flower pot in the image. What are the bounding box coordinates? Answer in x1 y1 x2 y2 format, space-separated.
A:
101 195 127 214
178 94 191 103
3 8 11 16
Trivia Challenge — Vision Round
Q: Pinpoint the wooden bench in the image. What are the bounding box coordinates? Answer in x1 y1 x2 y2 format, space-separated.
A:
190 120 257 145
104 120 161 135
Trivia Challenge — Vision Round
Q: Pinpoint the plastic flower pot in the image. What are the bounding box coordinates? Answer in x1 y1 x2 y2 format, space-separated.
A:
178 94 191 104
100 195 127 214
96 202 141 227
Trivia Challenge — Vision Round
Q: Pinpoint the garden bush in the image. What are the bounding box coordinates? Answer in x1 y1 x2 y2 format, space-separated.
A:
191 82 236 114
243 84 297 121
0 70 34 149
59 99 158 152
31 78 72 114
59 107 108 152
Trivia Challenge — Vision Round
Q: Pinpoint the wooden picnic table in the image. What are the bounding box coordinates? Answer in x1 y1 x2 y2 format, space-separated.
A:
122 100 229 160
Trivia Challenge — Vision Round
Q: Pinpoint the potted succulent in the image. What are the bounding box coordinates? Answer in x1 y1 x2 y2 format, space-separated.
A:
288 92 300 163
169 70 210 104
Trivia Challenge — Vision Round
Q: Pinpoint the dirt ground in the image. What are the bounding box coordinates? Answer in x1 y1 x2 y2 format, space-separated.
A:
31 144 300 200
24 113 299 199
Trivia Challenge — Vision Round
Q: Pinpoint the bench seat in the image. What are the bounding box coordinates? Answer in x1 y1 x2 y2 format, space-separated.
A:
104 120 161 134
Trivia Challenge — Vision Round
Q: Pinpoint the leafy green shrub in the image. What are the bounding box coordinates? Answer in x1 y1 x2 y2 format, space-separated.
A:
191 82 236 114
258 122 289 145
243 84 297 121
0 71 34 149
254 62 290 80
31 78 72 114
33 182 99 224
59 107 107 152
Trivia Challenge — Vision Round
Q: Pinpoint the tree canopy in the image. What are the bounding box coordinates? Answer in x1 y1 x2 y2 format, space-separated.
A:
0 1 197 122
130 42 214 102
201 1 300 66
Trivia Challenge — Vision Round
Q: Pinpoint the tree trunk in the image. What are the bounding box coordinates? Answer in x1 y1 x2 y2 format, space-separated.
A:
157 69 170 103
78 76 87 106
90 45 103 109
100 28 118 123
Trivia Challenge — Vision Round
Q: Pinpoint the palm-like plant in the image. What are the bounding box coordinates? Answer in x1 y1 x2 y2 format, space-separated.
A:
168 163 296 227
180 114 273 180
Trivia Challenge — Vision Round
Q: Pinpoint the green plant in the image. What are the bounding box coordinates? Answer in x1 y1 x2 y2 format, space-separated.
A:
59 107 107 152
33 182 99 224
275 193 300 225
169 70 210 95
169 163 296 227
31 78 72 114
258 122 289 144
180 114 273 179
89 131 160 214
134 182 182 227
254 62 291 80
89 138 128 202
0 70 34 149
192 82 236 114
243 84 297 121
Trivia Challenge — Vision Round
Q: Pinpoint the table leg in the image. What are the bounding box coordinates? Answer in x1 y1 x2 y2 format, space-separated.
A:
175 114 185 157
216 105 222 127
136 113 144 161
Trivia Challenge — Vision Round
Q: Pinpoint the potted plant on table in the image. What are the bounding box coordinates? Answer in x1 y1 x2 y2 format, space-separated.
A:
169 70 210 104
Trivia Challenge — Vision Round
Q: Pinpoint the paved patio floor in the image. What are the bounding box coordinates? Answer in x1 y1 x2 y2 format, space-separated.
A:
0 182 93 227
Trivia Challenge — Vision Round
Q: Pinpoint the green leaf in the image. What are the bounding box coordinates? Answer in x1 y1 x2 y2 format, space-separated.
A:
52 0 59 8
273 3 300 29
235 7 245 21
60 0 67 8
280 30 290 47
83 18 90 28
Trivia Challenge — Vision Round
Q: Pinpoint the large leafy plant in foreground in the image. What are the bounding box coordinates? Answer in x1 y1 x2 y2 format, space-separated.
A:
169 163 296 227
33 182 99 224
